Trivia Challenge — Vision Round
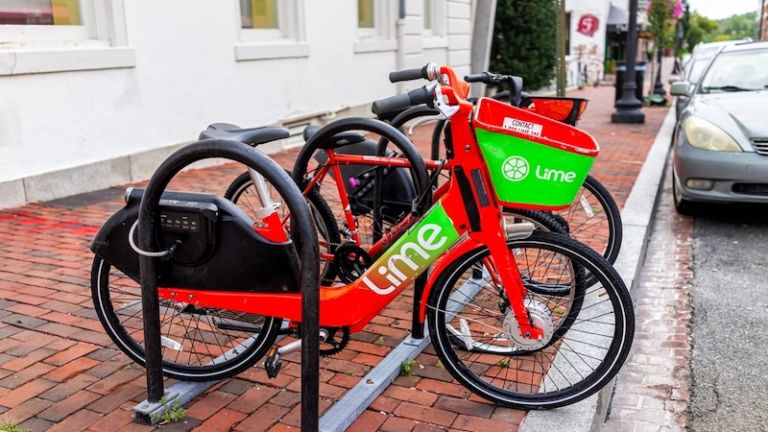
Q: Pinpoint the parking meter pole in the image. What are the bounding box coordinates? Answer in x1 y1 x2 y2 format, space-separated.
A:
612 0 645 124
138 211 164 404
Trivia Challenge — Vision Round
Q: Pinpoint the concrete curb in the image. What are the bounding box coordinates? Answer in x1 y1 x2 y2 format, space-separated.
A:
520 107 677 432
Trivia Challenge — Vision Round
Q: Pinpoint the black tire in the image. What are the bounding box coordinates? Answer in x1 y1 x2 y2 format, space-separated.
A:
426 231 634 409
91 257 281 382
672 172 696 215
502 208 568 235
225 171 341 284
550 175 623 264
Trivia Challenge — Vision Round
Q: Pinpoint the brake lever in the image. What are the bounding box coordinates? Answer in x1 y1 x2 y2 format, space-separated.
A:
433 86 460 118
407 115 444 135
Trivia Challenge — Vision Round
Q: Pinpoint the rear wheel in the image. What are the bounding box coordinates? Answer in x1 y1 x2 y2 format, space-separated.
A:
426 231 634 409
91 257 281 382
549 175 622 264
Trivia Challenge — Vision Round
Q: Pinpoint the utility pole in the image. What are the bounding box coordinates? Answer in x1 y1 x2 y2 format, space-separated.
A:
470 0 498 97
555 0 567 96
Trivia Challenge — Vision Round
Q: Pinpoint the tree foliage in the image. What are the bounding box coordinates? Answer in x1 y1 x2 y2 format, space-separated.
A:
490 0 556 90
647 0 676 49
684 12 718 50
707 12 757 42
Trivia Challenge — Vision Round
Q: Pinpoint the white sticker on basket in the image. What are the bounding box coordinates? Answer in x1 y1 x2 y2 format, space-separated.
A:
502 117 543 137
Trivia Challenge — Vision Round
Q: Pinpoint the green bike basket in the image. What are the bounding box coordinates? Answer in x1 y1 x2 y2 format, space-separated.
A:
473 97 599 211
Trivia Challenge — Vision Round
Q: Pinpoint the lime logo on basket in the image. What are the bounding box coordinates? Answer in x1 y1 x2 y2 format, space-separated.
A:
502 156 530 182
502 156 578 184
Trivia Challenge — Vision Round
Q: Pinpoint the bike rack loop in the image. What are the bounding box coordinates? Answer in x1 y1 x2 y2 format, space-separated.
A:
135 139 321 431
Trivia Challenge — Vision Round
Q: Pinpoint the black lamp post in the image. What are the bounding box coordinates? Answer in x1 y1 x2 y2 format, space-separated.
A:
672 19 684 74
612 0 645 123
652 45 667 97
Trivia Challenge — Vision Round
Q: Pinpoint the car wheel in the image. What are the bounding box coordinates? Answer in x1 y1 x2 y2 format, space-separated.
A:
672 172 695 215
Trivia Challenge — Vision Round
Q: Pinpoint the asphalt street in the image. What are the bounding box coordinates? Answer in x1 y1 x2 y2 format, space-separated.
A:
688 202 768 432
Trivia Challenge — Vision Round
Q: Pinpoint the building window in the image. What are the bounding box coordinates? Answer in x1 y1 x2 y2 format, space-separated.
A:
0 0 134 76
240 0 277 29
422 0 447 48
235 0 309 61
358 0 374 29
0 0 81 25
0 0 95 45
354 0 395 52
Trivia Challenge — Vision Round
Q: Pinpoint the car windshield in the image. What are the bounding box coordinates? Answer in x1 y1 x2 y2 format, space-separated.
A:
700 48 768 93
687 58 711 83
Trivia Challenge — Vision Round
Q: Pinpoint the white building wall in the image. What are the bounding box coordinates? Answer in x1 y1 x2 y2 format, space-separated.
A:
566 0 611 85
0 0 472 206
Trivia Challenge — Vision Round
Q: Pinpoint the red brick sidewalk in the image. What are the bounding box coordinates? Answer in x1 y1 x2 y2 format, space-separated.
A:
0 86 668 432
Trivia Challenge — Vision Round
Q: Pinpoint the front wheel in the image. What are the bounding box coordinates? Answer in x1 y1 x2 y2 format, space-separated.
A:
426 231 634 409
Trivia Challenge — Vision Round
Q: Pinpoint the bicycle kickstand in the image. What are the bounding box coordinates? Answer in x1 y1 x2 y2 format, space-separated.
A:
264 329 330 379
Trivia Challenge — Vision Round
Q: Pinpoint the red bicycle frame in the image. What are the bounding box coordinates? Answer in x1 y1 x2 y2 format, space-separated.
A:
157 66 544 341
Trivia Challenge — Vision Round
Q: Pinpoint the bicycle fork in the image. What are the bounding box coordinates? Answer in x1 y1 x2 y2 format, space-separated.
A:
480 224 545 342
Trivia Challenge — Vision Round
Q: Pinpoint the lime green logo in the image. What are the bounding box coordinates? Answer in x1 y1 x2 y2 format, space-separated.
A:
502 156 530 182
361 203 459 296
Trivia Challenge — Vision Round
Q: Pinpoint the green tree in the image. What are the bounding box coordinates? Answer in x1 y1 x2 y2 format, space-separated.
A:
647 0 675 49
490 0 556 90
685 12 718 50
707 12 757 41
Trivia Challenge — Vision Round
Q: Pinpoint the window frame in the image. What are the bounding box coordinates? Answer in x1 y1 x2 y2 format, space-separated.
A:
235 0 310 61
354 0 396 53
422 0 447 49
0 0 134 76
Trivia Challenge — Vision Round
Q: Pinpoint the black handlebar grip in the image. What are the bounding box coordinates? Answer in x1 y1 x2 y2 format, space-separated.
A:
406 86 434 107
371 87 435 116
389 65 429 83
464 73 487 83
371 93 415 116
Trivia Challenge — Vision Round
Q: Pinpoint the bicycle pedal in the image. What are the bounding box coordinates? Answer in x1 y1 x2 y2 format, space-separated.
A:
264 348 282 379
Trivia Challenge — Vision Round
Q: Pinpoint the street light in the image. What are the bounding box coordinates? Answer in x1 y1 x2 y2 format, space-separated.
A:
612 0 645 124
652 44 667 98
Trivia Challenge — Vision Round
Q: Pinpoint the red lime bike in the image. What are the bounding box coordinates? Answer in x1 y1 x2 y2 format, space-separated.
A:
91 64 634 409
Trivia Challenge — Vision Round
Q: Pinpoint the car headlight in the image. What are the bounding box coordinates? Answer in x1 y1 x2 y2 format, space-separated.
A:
682 116 742 152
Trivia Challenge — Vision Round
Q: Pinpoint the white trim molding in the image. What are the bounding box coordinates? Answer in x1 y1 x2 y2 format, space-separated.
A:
0 46 135 75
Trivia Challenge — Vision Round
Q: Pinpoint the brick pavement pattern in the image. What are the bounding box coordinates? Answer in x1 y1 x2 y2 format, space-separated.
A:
603 164 693 432
0 86 667 431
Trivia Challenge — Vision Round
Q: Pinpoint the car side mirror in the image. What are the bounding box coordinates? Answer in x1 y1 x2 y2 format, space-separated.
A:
670 81 692 97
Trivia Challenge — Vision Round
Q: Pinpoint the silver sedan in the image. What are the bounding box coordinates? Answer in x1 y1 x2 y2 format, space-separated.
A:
670 41 768 213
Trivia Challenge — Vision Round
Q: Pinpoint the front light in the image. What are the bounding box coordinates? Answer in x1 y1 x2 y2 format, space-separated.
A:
682 117 742 152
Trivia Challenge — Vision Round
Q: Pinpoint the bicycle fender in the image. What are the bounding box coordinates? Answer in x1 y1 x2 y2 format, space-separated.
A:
418 237 483 323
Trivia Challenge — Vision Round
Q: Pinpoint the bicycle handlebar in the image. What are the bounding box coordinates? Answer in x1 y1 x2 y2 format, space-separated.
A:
389 66 429 83
389 63 441 83
465 72 512 84
371 86 434 116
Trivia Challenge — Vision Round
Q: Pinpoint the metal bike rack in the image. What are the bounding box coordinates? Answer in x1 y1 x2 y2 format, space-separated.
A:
131 140 321 431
